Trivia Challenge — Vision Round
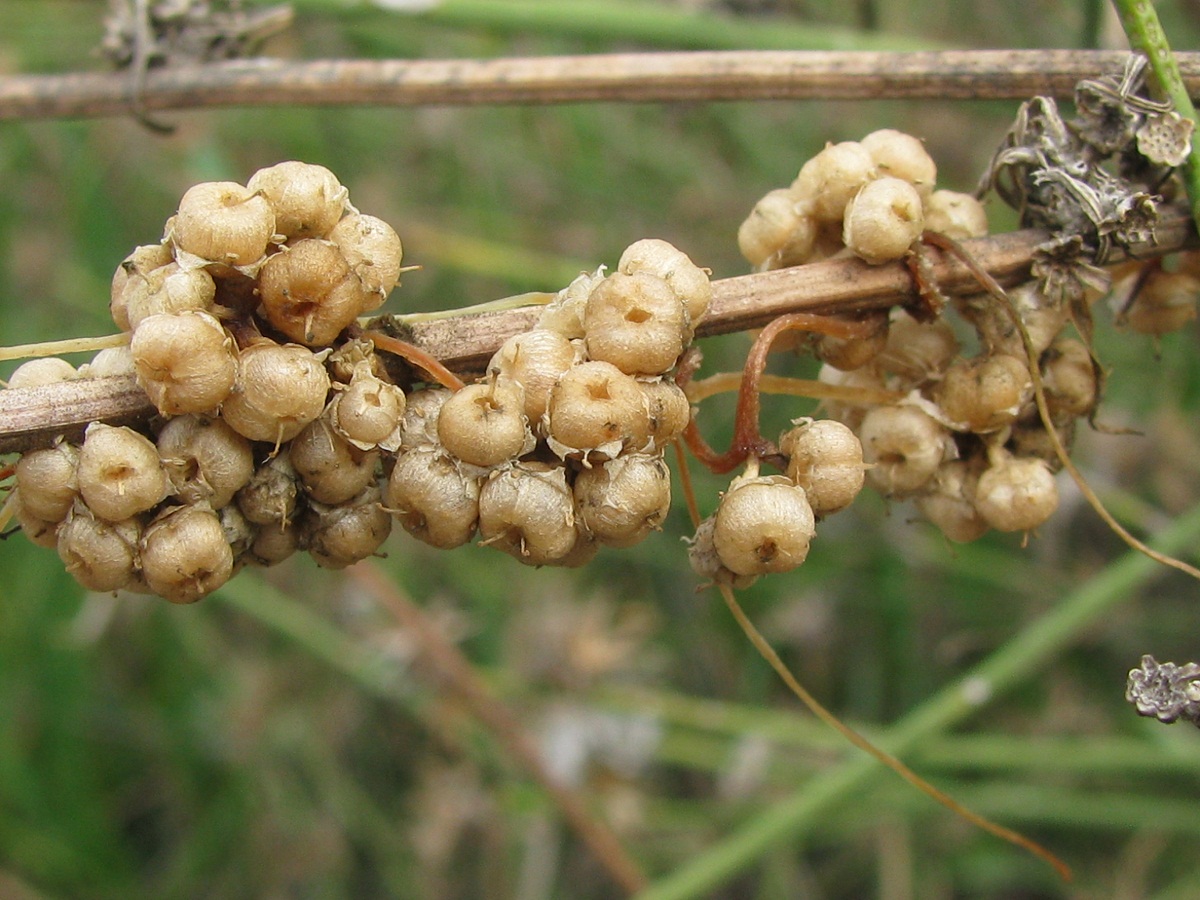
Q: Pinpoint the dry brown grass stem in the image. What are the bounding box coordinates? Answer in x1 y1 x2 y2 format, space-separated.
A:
0 213 1193 455
9 50 1200 120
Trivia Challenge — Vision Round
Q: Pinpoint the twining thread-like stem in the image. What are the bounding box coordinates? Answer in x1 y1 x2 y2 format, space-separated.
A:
0 332 129 365
685 372 904 406
636 501 1200 900
1111 0 1200 231
360 328 466 392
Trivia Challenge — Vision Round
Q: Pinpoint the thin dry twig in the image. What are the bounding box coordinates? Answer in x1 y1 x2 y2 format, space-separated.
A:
10 50 1200 121
0 212 1193 455
347 562 648 897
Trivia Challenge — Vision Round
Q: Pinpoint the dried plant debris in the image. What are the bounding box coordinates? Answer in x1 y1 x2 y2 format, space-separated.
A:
980 56 1192 297
100 0 293 69
1126 654 1200 727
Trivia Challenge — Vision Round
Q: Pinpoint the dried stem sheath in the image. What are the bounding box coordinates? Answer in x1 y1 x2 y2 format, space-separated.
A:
11 50 1200 120
0 214 1193 455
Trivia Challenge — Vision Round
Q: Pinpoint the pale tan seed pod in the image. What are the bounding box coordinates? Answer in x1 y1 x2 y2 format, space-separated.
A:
399 387 451 449
13 491 62 548
843 176 924 265
934 354 1033 433
545 360 650 460
437 376 534 469
236 455 301 526
876 309 960 382
111 243 174 331
584 272 688 376
130 311 237 416
974 453 1059 532
15 442 79 523
537 268 606 339
923 190 989 240
617 238 712 327
737 188 816 269
258 239 369 346
78 346 136 380
328 214 404 310
686 515 758 589
816 362 889 432
57 507 140 593
77 423 168 522
289 416 380 506
1121 269 1200 335
915 459 990 543
811 317 889 371
1009 417 1075 472
1041 337 1097 419
248 520 302 567
326 337 388 385
222 342 330 445
246 160 349 240
712 474 816 577
7 357 76 389
779 418 866 517
119 262 216 331
218 504 255 561
140 504 234 603
860 129 937 198
957 281 1066 359
574 453 671 547
156 415 255 509
171 181 276 267
488 329 580 428
387 447 481 549
329 367 406 451
858 405 949 496
640 377 691 450
478 462 578 565
791 141 877 222
303 487 392 569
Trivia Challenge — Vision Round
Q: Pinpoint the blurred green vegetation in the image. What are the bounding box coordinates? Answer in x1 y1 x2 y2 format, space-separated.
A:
4 1 1200 897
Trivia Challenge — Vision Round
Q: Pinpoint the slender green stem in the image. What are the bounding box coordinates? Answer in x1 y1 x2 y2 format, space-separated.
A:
633 501 1200 900
1111 0 1200 229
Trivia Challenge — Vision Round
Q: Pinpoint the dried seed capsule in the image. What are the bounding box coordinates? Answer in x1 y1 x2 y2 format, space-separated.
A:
111 243 174 332
957 281 1066 359
811 316 889 371
858 405 948 496
156 415 255 509
329 367 406 451
737 188 817 269
617 238 712 327
713 474 816 577
437 376 534 468
876 309 959 382
816 362 888 432
640 377 691 450
974 453 1059 532
545 360 650 460
130 311 237 416
791 141 876 222
399 387 452 449
289 417 380 506
303 487 392 569
140 504 234 603
488 329 579 427
860 129 937 198
1121 269 1200 335
7 357 76 389
217 504 255 561
687 515 758 589
15 442 79 523
57 508 140 593
171 181 276 267
537 268 605 339
779 418 865 517
843 176 924 265
118 262 216 331
328 214 404 310
77 423 168 522
236 455 300 526
13 492 63 548
1041 337 1097 419
78 346 136 380
574 454 671 547
387 447 481 549
221 342 330 445
246 160 348 240
923 190 989 240
584 272 688 376
478 462 578 565
248 520 301 567
934 353 1032 433
1008 417 1075 472
258 239 369 346
915 459 989 543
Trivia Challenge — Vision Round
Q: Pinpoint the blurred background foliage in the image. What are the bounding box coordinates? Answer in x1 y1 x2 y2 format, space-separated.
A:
4 1 1200 897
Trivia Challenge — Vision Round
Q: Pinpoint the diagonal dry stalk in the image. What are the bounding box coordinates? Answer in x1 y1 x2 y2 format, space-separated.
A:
1 212 1195 455
7 50 1200 120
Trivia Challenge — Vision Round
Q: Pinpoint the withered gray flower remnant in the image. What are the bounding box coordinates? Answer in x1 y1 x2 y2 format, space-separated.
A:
1126 654 1200 727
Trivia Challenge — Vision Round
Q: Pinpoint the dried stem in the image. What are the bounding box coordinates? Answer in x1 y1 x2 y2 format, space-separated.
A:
0 214 1193 455
11 50 1200 120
